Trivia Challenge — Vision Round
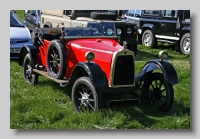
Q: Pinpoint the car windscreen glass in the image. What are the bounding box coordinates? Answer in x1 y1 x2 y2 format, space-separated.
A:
65 22 116 37
10 11 24 27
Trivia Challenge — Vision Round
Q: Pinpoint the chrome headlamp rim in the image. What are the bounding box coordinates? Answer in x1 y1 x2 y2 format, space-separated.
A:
158 50 168 61
85 51 95 62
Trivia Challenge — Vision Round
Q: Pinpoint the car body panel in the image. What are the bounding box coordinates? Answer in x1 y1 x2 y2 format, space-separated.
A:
10 11 32 59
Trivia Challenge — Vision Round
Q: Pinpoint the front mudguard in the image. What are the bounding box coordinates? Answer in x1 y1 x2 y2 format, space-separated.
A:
135 60 178 84
68 62 106 88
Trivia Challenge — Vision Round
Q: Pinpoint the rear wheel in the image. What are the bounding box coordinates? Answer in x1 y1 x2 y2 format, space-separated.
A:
141 73 174 112
72 77 104 113
180 33 190 55
23 53 38 86
46 40 66 79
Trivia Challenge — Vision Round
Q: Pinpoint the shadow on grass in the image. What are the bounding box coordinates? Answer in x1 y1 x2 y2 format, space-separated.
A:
106 98 190 128
35 77 72 97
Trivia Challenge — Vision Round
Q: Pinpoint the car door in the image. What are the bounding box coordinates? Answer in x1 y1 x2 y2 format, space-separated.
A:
160 10 178 37
132 10 141 27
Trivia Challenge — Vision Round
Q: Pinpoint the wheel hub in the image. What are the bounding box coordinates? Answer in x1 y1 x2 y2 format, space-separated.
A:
52 54 59 67
144 34 151 46
183 38 190 52
154 88 162 100
26 65 32 78
81 93 90 106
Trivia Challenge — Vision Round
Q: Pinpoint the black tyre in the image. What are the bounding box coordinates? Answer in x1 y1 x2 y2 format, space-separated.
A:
72 77 104 113
44 22 52 28
127 44 138 56
46 40 66 79
141 73 174 112
23 53 38 86
90 12 117 20
142 30 157 48
180 33 190 55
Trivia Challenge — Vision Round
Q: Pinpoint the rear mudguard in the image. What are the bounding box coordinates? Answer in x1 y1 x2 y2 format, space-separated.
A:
135 60 178 84
18 44 38 67
68 62 106 88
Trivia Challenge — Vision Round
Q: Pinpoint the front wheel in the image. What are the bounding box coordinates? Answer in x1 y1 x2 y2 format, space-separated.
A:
141 73 174 112
23 53 38 86
72 77 104 113
142 30 157 48
180 33 190 55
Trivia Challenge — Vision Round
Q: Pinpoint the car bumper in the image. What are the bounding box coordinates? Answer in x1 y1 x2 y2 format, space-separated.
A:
10 40 32 59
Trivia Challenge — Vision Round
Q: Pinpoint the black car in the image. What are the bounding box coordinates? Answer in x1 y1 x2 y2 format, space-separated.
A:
124 10 190 55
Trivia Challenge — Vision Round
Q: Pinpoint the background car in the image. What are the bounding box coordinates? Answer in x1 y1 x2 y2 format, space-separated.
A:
10 10 32 59
24 10 40 32
40 10 138 55
124 10 190 55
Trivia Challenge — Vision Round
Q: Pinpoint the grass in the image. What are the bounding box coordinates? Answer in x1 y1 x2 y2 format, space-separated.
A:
10 10 190 129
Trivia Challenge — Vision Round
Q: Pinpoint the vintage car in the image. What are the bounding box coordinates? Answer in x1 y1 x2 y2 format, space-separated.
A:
18 22 178 113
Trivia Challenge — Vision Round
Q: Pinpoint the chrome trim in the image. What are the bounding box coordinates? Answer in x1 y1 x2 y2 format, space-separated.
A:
155 35 179 40
109 49 135 88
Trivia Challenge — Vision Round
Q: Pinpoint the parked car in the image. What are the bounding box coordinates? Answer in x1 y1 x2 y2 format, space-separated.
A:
24 10 40 32
124 10 190 55
40 10 138 55
18 22 178 113
10 10 32 59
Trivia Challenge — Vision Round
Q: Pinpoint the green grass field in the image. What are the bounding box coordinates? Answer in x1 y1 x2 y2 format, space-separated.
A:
10 10 190 129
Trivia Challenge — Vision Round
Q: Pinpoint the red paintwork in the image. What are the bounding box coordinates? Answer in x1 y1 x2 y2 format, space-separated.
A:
36 38 123 83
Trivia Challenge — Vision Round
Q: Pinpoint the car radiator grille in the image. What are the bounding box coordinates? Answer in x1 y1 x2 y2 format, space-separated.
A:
113 55 134 85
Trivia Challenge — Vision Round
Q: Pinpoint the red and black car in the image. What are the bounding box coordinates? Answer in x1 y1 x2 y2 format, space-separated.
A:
18 22 178 113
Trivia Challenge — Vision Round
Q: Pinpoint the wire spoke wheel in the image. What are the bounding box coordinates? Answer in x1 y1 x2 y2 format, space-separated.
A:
72 77 104 113
141 73 174 112
46 40 66 79
75 83 95 112
49 47 60 76
23 53 38 85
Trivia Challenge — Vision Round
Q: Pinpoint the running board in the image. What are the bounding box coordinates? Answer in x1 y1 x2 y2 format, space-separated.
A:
107 98 140 107
157 39 176 44
33 69 69 84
